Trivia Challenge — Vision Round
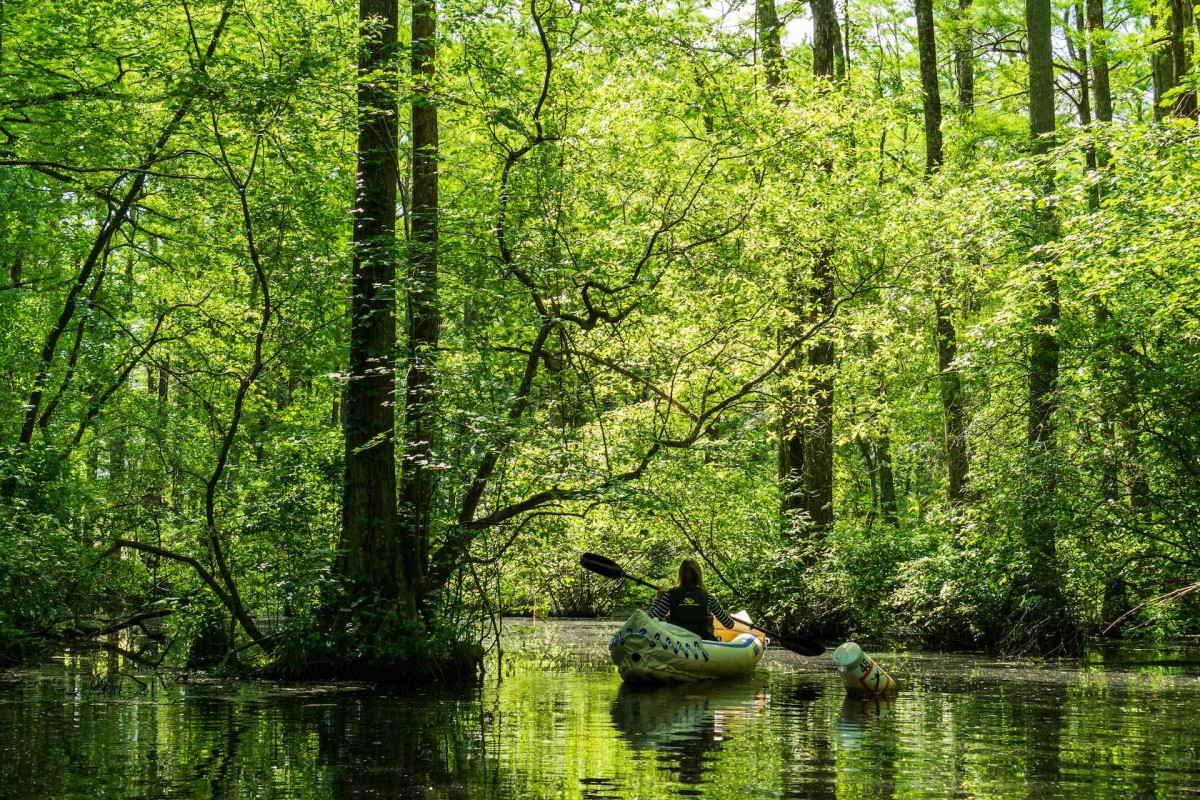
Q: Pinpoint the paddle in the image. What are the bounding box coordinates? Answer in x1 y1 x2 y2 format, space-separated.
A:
580 552 826 657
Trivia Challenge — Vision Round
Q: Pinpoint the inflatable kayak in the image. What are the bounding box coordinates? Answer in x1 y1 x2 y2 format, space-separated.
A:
609 609 767 683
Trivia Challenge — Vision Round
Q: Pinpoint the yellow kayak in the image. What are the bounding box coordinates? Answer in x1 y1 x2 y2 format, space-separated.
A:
608 609 767 683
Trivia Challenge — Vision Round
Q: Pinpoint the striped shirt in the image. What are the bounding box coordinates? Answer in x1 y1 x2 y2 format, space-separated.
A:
648 589 736 629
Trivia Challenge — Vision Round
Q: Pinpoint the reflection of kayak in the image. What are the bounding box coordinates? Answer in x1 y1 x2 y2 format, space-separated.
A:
609 610 766 683
610 678 766 750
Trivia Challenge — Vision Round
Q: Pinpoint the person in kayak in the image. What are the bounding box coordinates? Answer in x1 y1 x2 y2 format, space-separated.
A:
647 558 736 640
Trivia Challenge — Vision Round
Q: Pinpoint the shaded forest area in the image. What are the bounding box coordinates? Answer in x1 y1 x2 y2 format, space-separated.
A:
1 0 1197 673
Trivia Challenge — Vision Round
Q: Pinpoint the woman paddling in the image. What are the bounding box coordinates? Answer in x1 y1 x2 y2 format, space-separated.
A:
647 558 736 641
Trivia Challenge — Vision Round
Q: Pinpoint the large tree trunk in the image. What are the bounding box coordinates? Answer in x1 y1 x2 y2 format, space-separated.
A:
800 0 842 533
1023 0 1070 651
339 0 402 599
399 0 441 615
915 0 943 173
1166 0 1197 118
812 0 845 81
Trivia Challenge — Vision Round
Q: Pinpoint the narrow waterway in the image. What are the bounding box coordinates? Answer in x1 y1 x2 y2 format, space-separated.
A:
3 619 1200 799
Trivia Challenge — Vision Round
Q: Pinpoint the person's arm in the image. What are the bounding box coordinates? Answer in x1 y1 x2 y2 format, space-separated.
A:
648 590 671 620
707 595 736 629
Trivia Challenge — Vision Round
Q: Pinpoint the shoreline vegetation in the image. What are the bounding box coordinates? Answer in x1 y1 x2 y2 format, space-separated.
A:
3 0 1199 678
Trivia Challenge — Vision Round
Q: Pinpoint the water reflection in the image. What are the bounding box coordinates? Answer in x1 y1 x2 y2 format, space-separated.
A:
3 623 1200 799
835 694 895 749
610 680 765 791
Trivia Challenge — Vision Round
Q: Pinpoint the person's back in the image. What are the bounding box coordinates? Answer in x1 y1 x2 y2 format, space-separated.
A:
647 558 734 640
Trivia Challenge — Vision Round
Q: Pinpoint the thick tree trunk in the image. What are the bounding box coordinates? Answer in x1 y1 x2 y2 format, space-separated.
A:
1024 0 1070 650
812 0 844 81
339 0 401 599
764 0 806 526
803 246 836 532
800 0 842 534
399 0 440 613
915 0 943 173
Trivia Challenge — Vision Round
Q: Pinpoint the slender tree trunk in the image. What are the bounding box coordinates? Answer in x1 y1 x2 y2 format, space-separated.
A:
1152 1 1197 119
1086 0 1113 122
954 0 975 111
757 0 784 91
915 0 943 173
399 0 440 615
763 0 807 526
935 291 969 503
856 435 879 521
917 0 970 504
339 0 401 599
1070 5 1102 209
877 434 898 526
1170 0 1197 118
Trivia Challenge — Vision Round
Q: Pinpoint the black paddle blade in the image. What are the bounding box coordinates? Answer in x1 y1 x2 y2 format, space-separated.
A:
775 635 826 657
580 552 627 580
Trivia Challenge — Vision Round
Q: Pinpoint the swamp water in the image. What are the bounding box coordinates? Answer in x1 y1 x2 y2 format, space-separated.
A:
2 619 1200 799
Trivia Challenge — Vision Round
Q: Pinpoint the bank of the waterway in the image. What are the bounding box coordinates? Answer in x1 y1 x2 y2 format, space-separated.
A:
3 619 1200 799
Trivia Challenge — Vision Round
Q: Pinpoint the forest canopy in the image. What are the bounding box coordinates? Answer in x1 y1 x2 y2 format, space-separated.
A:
1 0 1197 671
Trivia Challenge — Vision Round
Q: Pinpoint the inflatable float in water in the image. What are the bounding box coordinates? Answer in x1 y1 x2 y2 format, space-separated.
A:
609 609 767 683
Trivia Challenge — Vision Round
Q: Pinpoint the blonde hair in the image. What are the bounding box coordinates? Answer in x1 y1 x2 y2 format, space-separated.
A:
676 559 705 590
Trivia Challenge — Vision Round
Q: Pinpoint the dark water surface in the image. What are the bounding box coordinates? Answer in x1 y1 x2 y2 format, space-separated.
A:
3 620 1200 799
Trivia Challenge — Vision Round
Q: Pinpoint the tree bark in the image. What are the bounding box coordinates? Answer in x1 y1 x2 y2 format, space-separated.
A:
812 0 844 81
1085 0 1112 122
917 0 970 504
803 246 836 532
915 0 943 173
757 0 784 91
399 0 441 614
1167 0 1197 118
1024 0 1070 650
761 0 805 525
800 0 842 533
339 0 402 599
878 435 898 526
954 0 975 111
1152 1 1197 119
1069 5 1102 210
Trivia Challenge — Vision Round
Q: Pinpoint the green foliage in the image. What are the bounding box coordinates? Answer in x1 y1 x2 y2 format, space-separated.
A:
1 0 1197 666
